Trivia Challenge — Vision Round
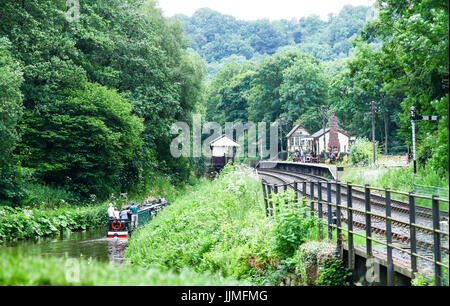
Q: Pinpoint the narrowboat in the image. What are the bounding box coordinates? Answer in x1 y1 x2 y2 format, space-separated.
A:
107 198 170 239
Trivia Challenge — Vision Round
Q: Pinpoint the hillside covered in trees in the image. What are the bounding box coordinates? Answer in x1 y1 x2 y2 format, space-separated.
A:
173 5 375 79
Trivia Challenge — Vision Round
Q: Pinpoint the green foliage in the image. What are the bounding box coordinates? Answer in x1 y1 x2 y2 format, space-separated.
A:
0 37 25 202
127 165 343 286
316 257 352 286
331 44 405 155
352 0 449 174
341 164 449 192
0 251 247 286
270 191 320 259
291 240 337 285
206 62 255 124
348 138 381 165
0 0 207 203
126 164 266 281
22 184 80 209
0 204 108 243
278 54 328 132
23 82 144 199
175 5 372 68
206 50 328 146
412 259 449 287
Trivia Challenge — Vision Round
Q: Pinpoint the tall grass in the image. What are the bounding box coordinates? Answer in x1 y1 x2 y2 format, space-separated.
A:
339 164 449 209
0 250 247 286
125 164 267 280
340 164 449 191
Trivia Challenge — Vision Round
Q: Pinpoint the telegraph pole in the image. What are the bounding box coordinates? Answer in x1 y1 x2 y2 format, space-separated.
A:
279 118 283 154
410 106 417 174
372 101 376 165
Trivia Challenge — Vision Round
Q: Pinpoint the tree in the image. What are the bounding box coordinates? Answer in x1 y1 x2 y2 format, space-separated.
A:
354 0 449 173
0 0 206 202
0 37 25 202
279 54 328 132
206 62 255 125
22 82 144 199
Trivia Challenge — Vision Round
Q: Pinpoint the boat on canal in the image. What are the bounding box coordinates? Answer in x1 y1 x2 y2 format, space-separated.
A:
107 198 170 239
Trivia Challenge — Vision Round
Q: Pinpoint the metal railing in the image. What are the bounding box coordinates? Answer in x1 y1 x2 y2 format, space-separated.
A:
261 179 449 286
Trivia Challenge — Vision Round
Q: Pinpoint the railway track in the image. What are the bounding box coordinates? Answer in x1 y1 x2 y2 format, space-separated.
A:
259 168 448 220
258 168 449 256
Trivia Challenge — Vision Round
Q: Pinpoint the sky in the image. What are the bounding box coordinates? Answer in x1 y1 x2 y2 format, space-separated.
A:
156 0 376 21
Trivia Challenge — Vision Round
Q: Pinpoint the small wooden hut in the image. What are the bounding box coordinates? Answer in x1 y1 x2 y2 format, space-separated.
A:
209 135 240 169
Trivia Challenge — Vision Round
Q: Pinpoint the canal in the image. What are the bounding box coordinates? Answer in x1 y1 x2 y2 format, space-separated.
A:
1 228 128 264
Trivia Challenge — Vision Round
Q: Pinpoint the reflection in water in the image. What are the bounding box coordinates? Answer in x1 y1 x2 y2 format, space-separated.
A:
107 238 128 263
3 228 128 264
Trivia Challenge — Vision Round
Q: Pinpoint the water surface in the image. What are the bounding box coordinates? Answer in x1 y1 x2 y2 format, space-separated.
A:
2 228 128 264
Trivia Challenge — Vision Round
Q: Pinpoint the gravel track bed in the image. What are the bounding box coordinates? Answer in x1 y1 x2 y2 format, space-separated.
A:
258 171 449 269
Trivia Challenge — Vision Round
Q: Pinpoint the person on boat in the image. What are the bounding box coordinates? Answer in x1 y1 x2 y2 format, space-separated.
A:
120 206 130 230
113 207 120 219
107 203 115 219
130 203 139 229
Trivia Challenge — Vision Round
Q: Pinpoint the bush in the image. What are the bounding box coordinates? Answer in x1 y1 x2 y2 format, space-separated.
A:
270 191 319 259
22 82 144 200
316 257 352 286
22 184 81 209
292 240 336 285
348 138 381 165
412 258 449 286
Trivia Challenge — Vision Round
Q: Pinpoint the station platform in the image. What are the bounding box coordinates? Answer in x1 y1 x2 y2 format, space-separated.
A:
257 161 338 180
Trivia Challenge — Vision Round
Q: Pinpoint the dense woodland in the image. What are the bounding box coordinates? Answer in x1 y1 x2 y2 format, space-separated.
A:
173 5 375 80
0 0 205 205
0 0 448 207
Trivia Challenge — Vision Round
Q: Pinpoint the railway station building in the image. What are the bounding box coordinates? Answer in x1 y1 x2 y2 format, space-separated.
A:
286 112 355 155
286 124 313 153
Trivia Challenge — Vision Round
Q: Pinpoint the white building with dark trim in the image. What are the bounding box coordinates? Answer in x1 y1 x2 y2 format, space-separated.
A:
286 112 355 154
286 124 313 153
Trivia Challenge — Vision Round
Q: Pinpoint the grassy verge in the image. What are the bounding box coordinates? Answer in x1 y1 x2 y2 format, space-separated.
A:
126 164 267 281
339 164 449 210
126 164 351 286
0 250 247 286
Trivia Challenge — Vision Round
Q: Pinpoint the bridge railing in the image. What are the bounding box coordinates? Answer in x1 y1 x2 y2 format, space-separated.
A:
261 179 449 286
